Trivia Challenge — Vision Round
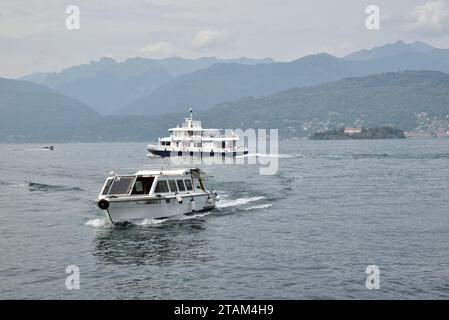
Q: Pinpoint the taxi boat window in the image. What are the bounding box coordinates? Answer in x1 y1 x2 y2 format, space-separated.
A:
101 178 113 195
177 180 186 191
155 179 169 193
131 176 154 195
109 176 135 195
193 176 205 191
168 180 177 193
184 179 193 191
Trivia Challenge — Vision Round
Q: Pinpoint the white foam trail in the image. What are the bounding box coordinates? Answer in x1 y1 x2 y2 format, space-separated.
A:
175 211 212 220
277 153 303 159
235 153 301 159
135 218 168 225
12 183 28 188
216 196 265 208
85 216 111 227
134 212 212 224
146 153 162 158
245 204 272 211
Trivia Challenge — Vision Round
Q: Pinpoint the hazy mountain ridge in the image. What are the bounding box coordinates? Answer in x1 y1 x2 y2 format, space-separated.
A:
118 53 363 115
201 70 449 137
94 71 449 141
20 56 273 114
344 40 435 60
0 78 100 142
18 41 449 117
118 42 449 116
3 71 449 142
4 41 449 142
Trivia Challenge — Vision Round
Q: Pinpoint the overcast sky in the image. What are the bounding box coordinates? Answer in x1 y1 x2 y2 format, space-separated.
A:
1 0 449 78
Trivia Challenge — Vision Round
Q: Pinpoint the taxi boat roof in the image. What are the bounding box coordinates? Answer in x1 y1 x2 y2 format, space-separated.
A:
113 167 207 177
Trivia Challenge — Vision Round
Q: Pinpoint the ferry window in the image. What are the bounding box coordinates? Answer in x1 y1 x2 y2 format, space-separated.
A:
184 179 193 191
131 177 154 195
101 178 113 195
109 176 134 195
155 180 169 193
168 180 177 193
177 180 186 191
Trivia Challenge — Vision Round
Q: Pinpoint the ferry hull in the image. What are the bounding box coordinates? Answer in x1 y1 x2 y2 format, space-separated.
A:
105 194 215 223
148 149 248 158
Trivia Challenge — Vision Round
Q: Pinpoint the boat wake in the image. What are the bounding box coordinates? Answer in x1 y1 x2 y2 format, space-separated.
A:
178 211 212 220
351 153 390 159
136 211 213 225
234 152 447 160
237 152 449 160
28 182 84 192
85 216 111 227
245 203 272 211
85 211 213 228
235 153 302 159
216 196 265 208
135 218 169 225
0 181 28 188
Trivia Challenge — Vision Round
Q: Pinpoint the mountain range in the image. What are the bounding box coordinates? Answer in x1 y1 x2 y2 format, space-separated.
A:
2 70 449 142
344 40 449 65
21 57 273 115
118 48 449 115
2 40 449 142
0 78 100 142
201 70 449 136
18 40 449 117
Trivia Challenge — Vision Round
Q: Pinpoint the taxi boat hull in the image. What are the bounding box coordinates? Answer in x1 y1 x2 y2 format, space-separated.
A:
105 193 215 223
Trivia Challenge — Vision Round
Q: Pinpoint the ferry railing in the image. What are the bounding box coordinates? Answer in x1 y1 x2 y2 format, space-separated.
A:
181 120 202 128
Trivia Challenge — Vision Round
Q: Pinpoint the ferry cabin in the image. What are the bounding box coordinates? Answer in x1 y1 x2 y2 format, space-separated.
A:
158 119 238 153
147 109 246 157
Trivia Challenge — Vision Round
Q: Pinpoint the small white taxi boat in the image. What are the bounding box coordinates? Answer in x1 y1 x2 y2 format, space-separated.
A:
97 167 219 223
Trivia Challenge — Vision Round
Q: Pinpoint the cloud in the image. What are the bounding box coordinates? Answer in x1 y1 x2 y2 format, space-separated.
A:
191 29 227 48
139 41 173 58
404 0 449 35
143 0 177 6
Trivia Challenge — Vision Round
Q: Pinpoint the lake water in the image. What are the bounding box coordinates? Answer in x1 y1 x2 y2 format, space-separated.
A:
0 139 448 299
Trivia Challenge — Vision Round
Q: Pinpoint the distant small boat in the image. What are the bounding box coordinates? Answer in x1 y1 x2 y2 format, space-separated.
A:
42 145 54 151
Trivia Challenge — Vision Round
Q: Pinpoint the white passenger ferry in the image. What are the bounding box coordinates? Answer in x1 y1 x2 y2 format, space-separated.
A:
147 109 248 157
97 167 219 223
